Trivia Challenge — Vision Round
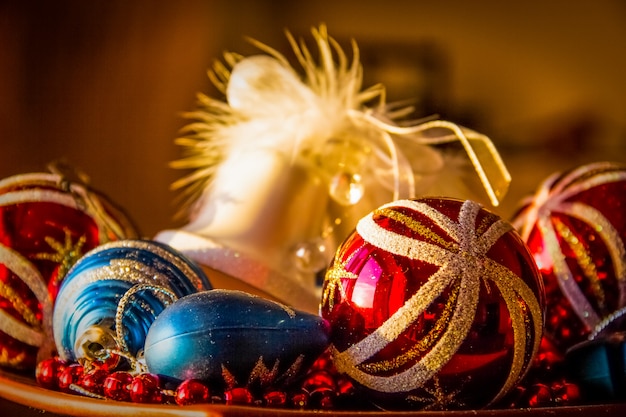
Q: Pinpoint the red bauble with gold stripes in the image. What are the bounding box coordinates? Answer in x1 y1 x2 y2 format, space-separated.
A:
0 171 137 369
320 198 544 410
512 161 626 353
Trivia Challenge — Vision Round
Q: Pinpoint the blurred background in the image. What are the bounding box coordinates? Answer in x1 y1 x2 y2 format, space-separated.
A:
1 0 625 237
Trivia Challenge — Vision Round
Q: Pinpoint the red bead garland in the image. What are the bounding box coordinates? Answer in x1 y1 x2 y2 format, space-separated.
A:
32 350 358 409
79 368 108 396
33 347 592 410
103 371 133 402
130 373 163 403
224 387 254 405
263 390 287 407
58 363 84 393
175 379 210 405
35 356 67 390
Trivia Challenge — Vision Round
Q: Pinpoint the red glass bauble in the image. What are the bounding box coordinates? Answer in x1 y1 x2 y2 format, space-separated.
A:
130 373 163 403
103 371 133 402
0 171 138 369
512 161 626 352
290 391 309 409
321 198 545 410
263 390 287 407
58 363 84 393
79 368 109 396
35 356 67 390
175 379 210 405
224 387 254 405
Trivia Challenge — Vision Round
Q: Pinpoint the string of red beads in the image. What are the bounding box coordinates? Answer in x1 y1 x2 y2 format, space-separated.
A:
34 353 357 410
35 347 581 410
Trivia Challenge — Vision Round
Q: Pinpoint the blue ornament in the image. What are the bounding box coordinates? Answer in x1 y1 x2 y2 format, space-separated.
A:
565 308 626 401
53 239 212 362
144 289 330 391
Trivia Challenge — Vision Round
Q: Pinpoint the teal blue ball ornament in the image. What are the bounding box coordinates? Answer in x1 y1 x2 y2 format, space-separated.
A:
53 239 212 363
565 308 626 401
144 289 330 392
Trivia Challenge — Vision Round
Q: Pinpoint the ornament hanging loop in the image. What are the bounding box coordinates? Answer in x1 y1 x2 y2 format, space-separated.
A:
350 110 511 207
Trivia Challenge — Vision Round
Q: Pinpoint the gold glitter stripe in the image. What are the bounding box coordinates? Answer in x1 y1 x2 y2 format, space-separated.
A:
511 173 558 241
476 211 499 237
334 268 481 393
84 240 212 291
0 346 27 367
221 364 238 389
554 166 626 201
246 356 280 387
0 282 39 328
357 214 456 267
0 310 42 346
376 200 463 243
375 207 457 252
359 282 460 374
485 259 543 405
340 265 457 365
0 244 52 348
0 245 50 309
562 201 626 307
554 217 605 310
458 200 480 251
479 220 513 253
538 215 600 329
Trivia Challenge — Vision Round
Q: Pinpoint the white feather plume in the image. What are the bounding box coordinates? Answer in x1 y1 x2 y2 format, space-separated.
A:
170 24 511 217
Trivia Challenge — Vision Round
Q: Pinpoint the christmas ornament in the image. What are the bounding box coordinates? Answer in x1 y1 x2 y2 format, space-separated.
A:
144 289 330 393
563 303 626 402
36 352 355 409
0 168 138 369
155 25 510 313
320 197 544 410
512 161 626 352
52 239 212 364
175 379 211 405
566 333 626 403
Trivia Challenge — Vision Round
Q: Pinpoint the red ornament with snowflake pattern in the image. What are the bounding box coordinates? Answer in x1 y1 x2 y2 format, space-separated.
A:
0 171 138 369
512 161 626 353
320 197 544 410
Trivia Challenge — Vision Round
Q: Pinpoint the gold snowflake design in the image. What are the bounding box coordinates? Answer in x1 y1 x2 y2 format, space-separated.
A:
331 199 543 407
406 376 465 410
34 228 87 285
322 254 359 311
